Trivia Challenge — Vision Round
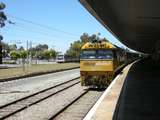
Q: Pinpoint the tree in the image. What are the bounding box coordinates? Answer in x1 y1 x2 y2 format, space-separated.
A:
9 44 17 51
18 46 24 51
43 50 51 61
0 2 7 64
65 33 110 58
50 49 57 59
65 40 82 58
29 44 57 60
89 34 97 42
35 44 48 51
10 51 20 60
42 49 56 61
36 51 43 59
2 42 10 57
0 3 7 27
19 50 27 59
80 33 89 43
31 44 49 59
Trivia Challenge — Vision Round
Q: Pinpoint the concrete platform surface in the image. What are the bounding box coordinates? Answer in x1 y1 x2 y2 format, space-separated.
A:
84 59 160 120
83 63 132 120
113 59 160 120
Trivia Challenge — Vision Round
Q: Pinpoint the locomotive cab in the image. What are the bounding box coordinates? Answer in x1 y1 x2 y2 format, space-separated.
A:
80 41 117 88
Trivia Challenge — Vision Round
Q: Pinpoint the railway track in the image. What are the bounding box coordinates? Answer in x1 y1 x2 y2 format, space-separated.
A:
0 77 80 120
48 89 89 120
49 90 103 120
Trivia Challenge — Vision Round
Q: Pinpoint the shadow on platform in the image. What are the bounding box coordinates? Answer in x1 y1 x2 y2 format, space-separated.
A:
113 59 160 120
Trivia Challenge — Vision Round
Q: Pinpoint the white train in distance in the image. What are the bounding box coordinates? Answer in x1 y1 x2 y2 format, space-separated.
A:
56 54 79 63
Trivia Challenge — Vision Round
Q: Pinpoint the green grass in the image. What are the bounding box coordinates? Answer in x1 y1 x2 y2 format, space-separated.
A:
0 63 79 79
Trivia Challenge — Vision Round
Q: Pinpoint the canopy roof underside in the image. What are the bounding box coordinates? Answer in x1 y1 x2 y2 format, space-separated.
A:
80 0 160 53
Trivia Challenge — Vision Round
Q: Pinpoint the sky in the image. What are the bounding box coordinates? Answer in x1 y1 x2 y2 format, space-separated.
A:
0 0 126 53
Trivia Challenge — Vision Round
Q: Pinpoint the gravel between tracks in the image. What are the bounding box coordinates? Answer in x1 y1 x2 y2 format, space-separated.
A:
54 90 103 120
0 69 79 106
5 83 85 120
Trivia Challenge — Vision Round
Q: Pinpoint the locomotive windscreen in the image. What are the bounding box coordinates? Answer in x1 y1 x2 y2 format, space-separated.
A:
81 50 96 59
81 49 113 59
97 50 113 59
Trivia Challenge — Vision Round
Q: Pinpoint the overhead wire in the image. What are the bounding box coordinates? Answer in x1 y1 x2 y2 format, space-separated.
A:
5 16 80 41
7 13 81 37
3 14 82 51
12 23 79 40
3 23 78 42
2 30 57 41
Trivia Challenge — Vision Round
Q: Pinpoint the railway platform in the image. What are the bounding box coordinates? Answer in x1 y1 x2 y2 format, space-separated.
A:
84 59 160 120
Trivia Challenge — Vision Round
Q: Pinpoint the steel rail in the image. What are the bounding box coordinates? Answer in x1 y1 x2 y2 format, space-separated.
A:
48 89 89 120
0 77 80 119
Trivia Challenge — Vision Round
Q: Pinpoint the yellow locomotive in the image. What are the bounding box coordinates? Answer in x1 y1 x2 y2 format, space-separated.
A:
80 41 125 88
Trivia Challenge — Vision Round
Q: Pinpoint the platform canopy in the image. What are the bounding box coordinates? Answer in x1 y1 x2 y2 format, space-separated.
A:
80 0 160 53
